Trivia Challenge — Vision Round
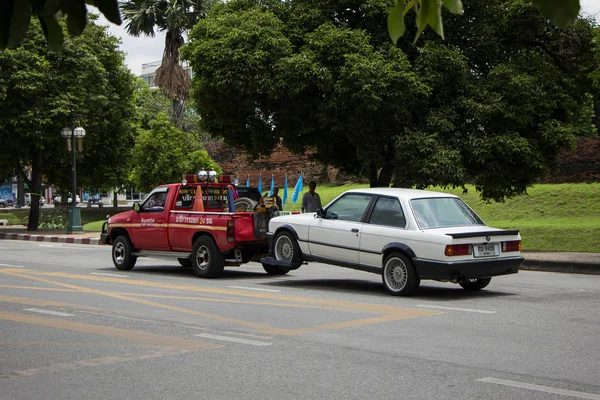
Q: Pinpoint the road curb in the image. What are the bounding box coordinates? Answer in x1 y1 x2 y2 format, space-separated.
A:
0 232 103 245
521 260 600 275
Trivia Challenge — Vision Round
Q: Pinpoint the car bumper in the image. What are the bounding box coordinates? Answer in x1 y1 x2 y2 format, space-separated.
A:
414 256 523 280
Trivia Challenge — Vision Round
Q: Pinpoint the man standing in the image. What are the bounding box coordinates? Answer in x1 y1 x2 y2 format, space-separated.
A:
301 181 322 213
272 186 283 211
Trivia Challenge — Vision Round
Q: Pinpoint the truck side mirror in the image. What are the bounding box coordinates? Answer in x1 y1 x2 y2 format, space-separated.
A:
133 202 141 213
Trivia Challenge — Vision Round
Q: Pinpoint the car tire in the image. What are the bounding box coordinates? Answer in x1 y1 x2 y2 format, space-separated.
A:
458 277 491 291
382 252 420 296
262 263 290 275
234 197 258 212
191 236 224 278
112 236 137 271
178 257 192 268
0 203 5 208
273 231 302 268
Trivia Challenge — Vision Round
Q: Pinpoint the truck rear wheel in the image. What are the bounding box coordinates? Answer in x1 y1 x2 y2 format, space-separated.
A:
191 236 224 278
112 235 137 271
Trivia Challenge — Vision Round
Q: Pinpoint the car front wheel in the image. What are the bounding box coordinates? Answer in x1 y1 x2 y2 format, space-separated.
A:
382 252 420 296
459 277 491 291
273 231 302 268
112 236 137 271
191 236 224 278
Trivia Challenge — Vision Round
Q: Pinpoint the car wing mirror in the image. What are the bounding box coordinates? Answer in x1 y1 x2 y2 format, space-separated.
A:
316 207 325 218
133 202 141 212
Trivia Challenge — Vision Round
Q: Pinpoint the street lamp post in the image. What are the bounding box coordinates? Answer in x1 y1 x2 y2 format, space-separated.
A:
61 108 86 233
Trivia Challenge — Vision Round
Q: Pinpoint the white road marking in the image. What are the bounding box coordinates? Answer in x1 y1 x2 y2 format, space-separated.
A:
90 272 130 278
415 304 496 314
227 286 280 293
0 263 26 268
194 333 272 347
23 308 75 317
478 377 600 400
39 244 62 248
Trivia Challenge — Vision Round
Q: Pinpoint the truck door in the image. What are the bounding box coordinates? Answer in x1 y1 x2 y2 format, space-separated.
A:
130 187 170 251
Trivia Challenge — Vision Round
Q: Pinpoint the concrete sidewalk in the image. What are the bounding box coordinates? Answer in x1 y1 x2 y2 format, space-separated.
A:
0 225 598 274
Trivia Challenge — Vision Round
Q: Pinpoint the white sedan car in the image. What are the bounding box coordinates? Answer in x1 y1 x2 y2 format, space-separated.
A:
264 188 523 296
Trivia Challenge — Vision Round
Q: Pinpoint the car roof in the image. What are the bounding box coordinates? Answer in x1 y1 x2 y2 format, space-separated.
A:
344 187 458 200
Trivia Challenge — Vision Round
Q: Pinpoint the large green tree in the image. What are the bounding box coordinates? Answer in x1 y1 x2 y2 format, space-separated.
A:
183 0 597 201
130 112 220 192
0 0 583 50
0 17 138 229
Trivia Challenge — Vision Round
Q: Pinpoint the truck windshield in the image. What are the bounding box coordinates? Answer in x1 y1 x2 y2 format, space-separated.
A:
410 197 485 229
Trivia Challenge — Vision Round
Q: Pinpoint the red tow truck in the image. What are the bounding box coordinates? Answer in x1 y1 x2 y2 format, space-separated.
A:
100 175 288 277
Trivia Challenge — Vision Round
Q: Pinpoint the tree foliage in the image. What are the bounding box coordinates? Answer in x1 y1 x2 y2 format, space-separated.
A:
0 17 137 229
130 112 221 192
0 0 584 51
183 0 597 201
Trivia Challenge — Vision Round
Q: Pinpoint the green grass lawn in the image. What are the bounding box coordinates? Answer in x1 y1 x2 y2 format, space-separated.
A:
2 183 598 252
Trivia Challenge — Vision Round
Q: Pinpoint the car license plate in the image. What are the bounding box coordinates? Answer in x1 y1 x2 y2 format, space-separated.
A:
473 244 499 257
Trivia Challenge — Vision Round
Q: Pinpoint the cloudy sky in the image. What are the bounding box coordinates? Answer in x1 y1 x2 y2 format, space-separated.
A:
95 0 600 76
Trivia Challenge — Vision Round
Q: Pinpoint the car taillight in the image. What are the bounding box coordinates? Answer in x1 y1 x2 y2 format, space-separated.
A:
227 220 235 242
502 240 521 252
445 244 472 256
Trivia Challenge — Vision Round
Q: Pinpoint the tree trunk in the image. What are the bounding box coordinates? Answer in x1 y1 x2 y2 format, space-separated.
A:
27 152 44 231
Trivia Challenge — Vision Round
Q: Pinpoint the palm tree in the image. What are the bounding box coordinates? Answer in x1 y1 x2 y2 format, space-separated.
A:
120 0 213 119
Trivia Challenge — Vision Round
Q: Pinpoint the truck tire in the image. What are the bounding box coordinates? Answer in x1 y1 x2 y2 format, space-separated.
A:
112 235 137 271
273 231 302 268
178 257 192 268
191 236 224 278
262 264 290 275
458 277 491 291
382 252 419 296
235 197 257 212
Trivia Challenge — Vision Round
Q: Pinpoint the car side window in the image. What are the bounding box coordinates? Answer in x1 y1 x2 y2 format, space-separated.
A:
175 186 196 210
142 190 168 212
369 197 406 228
325 194 372 222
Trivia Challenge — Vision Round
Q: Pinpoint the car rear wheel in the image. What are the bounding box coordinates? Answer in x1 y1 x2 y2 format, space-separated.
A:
459 277 491 291
382 252 420 296
273 231 302 268
191 236 224 278
112 236 137 271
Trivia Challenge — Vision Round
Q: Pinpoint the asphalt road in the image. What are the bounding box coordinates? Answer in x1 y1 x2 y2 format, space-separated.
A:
1 241 599 400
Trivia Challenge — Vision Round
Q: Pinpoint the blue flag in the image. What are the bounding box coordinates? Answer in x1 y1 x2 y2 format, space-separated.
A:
258 174 263 194
234 176 239 186
283 175 288 205
246 175 250 187
269 175 274 196
292 173 303 204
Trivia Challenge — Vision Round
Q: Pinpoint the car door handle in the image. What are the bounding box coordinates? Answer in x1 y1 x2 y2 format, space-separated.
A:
351 228 359 233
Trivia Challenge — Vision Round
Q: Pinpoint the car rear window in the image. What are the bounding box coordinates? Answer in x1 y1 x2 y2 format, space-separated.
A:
411 197 485 229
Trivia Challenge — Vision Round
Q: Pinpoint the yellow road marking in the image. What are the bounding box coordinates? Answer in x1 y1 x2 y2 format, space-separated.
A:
0 269 442 335
0 310 220 350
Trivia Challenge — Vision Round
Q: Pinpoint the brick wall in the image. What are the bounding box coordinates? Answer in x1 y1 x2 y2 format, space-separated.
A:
205 137 600 186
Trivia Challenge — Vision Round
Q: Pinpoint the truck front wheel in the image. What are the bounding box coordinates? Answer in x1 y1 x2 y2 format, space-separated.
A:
112 236 137 271
191 236 224 278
